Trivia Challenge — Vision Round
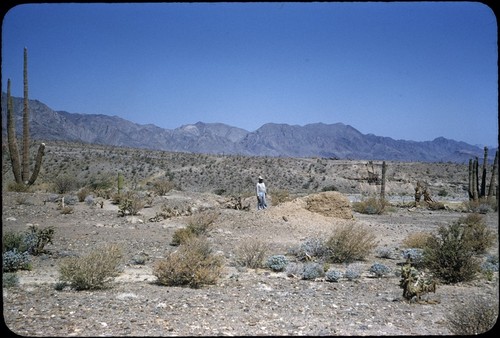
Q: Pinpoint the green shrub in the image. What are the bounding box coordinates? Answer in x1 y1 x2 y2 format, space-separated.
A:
3 272 20 288
423 222 480 284
446 297 498 334
325 223 377 263
2 231 28 253
234 238 270 269
352 197 387 214
460 213 495 254
58 244 123 290
153 237 223 288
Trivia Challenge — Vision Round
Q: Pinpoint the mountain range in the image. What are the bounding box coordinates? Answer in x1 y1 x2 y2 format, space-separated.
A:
1 93 495 163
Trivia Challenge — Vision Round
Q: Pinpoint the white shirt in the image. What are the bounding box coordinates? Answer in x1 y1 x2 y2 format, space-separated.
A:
256 182 266 195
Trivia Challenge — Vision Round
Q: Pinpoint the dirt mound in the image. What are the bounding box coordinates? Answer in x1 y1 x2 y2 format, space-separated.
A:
301 191 353 219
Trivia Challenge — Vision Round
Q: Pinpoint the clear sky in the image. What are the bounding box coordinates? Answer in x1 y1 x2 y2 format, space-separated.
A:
2 2 498 147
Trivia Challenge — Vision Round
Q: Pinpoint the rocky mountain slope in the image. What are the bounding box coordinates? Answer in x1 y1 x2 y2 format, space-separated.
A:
1 93 492 162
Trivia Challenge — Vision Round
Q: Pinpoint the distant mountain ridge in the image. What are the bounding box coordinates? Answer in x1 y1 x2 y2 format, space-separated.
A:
1 93 494 163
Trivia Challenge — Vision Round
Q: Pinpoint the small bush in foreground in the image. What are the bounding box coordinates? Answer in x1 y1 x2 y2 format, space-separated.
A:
446 297 498 335
325 223 377 263
289 237 328 262
423 221 479 284
301 262 325 280
265 255 289 272
325 269 343 282
2 249 31 272
154 237 223 288
234 238 270 269
369 262 391 278
3 272 19 288
58 244 123 290
344 262 363 281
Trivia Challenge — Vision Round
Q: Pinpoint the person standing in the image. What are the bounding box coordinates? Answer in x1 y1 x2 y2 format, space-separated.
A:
256 176 267 210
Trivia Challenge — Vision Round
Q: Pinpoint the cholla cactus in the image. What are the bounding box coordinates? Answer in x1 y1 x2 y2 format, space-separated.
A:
399 259 436 301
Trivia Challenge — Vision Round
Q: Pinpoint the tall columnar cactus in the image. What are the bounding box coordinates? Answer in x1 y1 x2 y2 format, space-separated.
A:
6 79 22 184
480 147 488 198
22 47 30 183
468 149 498 202
5 47 45 187
380 161 386 201
487 150 498 201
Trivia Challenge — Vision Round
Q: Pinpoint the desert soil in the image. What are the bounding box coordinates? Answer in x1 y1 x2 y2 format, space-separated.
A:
2 190 499 336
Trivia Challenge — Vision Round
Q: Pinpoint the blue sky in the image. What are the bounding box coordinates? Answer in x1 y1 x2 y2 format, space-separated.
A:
2 2 498 147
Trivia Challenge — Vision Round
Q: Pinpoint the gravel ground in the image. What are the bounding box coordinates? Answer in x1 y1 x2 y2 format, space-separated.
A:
2 190 499 336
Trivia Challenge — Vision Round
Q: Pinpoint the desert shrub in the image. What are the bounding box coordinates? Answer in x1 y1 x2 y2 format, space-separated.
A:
423 222 480 284
2 231 28 253
321 185 338 192
285 262 303 277
401 248 425 268
459 213 495 254
446 297 498 335
325 269 343 282
463 198 498 213
58 244 123 290
375 247 394 259
344 262 363 281
186 211 219 235
117 192 145 216
234 238 270 269
151 179 175 196
352 197 387 215
84 195 94 206
402 231 433 249
3 225 54 257
265 255 289 272
3 249 31 272
171 211 219 245
77 187 92 202
171 227 196 246
289 237 329 262
301 262 325 280
369 262 391 278
53 174 77 194
325 223 377 263
7 182 30 192
3 272 19 288
153 237 223 288
481 254 499 281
